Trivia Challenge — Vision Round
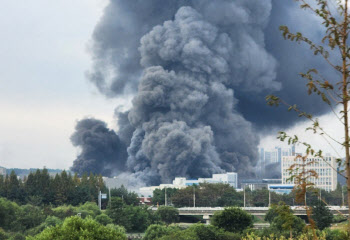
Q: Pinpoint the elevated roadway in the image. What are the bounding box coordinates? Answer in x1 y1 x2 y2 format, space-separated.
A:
152 206 349 224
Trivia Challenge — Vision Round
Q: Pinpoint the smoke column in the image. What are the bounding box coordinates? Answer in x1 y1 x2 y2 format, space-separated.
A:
71 0 333 184
71 118 127 176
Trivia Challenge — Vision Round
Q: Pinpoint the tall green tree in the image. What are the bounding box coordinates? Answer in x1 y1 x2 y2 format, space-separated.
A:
266 0 350 233
312 202 333 230
211 207 253 233
155 206 179 225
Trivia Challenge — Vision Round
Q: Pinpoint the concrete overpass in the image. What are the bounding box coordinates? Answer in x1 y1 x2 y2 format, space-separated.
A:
153 206 349 224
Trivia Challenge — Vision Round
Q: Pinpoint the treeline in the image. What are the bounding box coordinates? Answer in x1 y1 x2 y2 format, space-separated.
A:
0 169 106 206
152 182 348 207
0 196 178 239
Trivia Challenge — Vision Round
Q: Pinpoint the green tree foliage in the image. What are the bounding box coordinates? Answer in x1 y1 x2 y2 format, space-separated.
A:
0 170 108 207
155 206 179 225
266 202 305 238
76 201 101 218
171 183 242 207
312 202 333 230
106 197 155 232
106 197 128 226
110 185 139 206
95 214 113 226
143 224 180 240
211 207 253 233
123 205 155 232
27 216 127 240
43 216 62 228
14 204 45 231
0 197 20 231
152 188 178 205
144 224 241 240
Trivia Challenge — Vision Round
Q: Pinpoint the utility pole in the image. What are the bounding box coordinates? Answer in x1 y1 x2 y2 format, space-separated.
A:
268 190 271 207
165 188 167 206
193 187 196 207
244 187 246 208
109 187 111 208
98 190 101 211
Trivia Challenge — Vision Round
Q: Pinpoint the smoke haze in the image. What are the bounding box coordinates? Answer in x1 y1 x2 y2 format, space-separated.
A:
71 0 333 185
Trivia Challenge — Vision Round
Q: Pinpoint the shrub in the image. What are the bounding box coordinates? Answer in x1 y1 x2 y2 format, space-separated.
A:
155 206 179 225
143 224 180 240
95 214 113 225
27 216 127 240
212 207 253 233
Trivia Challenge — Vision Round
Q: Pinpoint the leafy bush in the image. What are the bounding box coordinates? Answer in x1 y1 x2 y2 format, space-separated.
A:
212 207 253 233
27 216 127 240
143 224 180 240
15 205 45 230
0 228 8 240
155 206 179 225
76 201 101 218
0 198 20 231
51 205 77 219
95 214 113 225
43 216 62 227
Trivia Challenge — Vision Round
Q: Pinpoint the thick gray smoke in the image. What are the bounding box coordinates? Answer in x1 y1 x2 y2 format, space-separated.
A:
72 0 333 185
71 118 127 176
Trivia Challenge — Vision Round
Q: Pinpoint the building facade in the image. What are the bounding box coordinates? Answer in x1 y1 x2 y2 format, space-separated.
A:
282 155 337 191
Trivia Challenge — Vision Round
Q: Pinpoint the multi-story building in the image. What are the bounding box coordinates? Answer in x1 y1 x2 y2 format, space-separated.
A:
282 155 337 191
257 146 295 178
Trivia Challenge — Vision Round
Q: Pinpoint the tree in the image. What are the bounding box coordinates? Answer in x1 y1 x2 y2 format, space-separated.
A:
0 197 20 231
152 188 178 206
143 224 180 240
106 197 129 227
111 185 139 206
211 207 253 233
155 206 179 225
266 0 350 233
95 214 113 226
27 216 127 240
123 206 154 232
312 202 333 230
15 204 45 231
267 202 305 239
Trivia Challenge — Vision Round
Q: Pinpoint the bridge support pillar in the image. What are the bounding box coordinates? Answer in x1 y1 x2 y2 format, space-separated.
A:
203 215 211 225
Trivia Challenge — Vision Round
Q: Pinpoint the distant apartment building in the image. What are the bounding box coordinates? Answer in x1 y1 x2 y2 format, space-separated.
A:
257 146 295 178
0 167 6 176
282 155 337 192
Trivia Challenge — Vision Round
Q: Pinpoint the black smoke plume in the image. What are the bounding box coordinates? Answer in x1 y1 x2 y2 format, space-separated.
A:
71 118 127 176
72 0 334 185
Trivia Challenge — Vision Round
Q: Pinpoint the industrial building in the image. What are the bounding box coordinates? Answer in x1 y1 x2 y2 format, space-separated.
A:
139 172 238 196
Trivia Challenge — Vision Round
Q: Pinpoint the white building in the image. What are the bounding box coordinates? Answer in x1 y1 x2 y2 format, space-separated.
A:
139 172 238 196
282 155 337 191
